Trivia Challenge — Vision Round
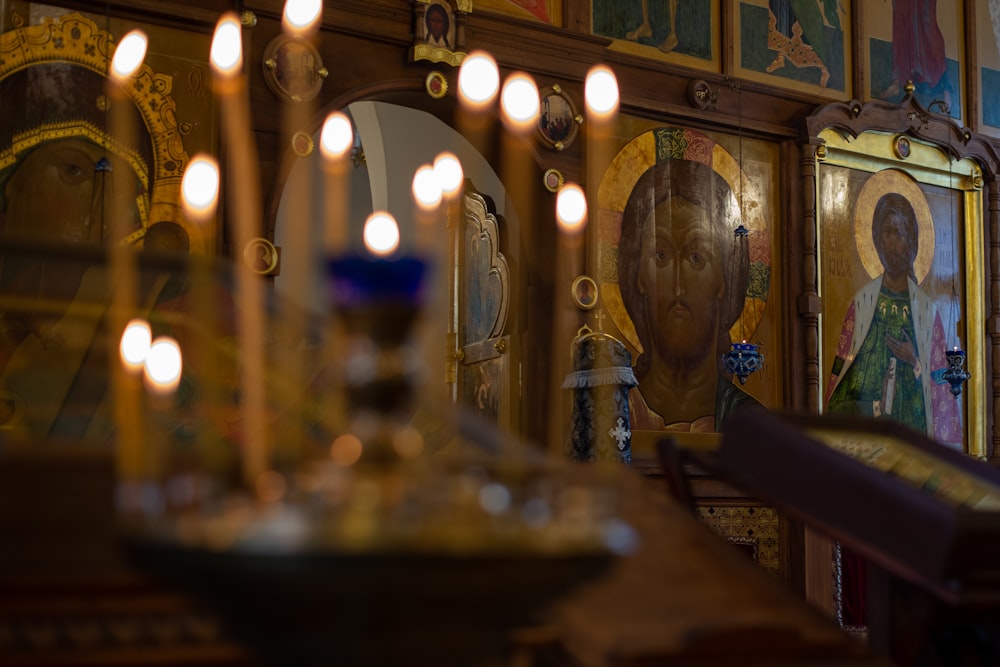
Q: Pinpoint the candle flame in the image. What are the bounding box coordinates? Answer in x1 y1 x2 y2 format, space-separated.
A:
120 319 152 373
283 0 322 33
433 152 463 199
585 65 619 119
143 336 183 395
210 14 244 76
320 112 354 160
501 72 540 132
363 211 400 256
412 164 443 210
181 155 220 221
110 30 148 81
458 51 499 109
556 183 587 234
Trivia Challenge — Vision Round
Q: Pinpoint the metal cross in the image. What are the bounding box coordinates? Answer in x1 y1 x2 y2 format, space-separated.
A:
608 417 631 451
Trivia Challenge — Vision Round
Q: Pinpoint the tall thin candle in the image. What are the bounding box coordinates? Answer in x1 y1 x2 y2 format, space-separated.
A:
211 13 269 490
107 30 147 494
272 0 323 464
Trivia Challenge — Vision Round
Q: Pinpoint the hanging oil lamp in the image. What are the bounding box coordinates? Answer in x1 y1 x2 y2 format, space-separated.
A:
721 224 762 385
943 346 970 398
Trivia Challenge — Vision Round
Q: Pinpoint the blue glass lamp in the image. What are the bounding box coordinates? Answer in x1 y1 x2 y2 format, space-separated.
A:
721 224 762 385
943 347 971 398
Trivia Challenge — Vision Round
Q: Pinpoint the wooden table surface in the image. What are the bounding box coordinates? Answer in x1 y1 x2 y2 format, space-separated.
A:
541 470 886 666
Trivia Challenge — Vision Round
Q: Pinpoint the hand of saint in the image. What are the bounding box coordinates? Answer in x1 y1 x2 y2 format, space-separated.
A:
885 330 918 367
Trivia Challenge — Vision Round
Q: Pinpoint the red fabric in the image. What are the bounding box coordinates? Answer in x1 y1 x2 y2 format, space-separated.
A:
891 0 946 88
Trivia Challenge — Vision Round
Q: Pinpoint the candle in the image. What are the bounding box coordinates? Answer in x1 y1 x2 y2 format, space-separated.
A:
272 1 324 466
211 13 270 490
320 111 354 255
107 30 148 493
548 183 588 453
456 51 499 157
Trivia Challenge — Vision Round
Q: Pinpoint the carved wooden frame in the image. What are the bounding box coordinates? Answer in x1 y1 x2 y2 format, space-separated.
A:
801 95 1000 461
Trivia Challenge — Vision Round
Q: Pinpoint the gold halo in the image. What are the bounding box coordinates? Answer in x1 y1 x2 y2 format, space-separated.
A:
0 13 198 251
853 169 934 283
597 127 770 354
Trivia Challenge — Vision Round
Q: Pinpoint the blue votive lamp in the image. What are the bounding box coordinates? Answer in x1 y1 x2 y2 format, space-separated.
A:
943 347 971 398
326 253 429 345
722 341 763 386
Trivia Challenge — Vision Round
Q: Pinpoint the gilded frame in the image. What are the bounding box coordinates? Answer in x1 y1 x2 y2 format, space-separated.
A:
262 34 327 104
815 128 985 459
537 85 582 152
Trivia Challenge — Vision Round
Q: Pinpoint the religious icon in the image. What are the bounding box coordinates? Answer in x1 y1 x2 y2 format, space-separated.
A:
245 238 281 275
865 0 961 117
411 0 468 67
0 13 199 440
591 0 715 64
734 0 848 99
825 169 961 447
571 275 598 310
597 127 772 434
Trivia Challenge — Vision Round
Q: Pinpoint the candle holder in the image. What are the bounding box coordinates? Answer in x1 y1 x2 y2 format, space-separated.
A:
325 253 429 465
121 250 628 667
944 348 971 398
722 341 763 385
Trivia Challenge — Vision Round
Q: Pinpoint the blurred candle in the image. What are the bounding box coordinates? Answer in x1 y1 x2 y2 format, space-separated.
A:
364 211 401 256
434 152 464 199
283 0 322 34
585 65 619 120
500 72 540 133
413 164 443 211
110 30 148 82
144 336 183 396
583 64 619 271
458 51 500 111
211 13 270 489
275 0 322 468
120 319 153 373
556 183 588 234
548 182 588 453
181 155 220 222
456 51 500 155
107 30 147 489
320 111 353 254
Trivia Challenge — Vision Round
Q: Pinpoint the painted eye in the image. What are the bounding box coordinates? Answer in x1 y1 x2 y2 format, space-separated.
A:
689 252 705 268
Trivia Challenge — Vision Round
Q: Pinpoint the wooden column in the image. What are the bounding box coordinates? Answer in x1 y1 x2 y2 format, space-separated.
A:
798 139 823 413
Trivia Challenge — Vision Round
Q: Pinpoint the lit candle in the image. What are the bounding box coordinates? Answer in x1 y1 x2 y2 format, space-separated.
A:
500 72 540 134
211 13 270 490
320 111 354 255
456 51 500 155
364 211 401 256
433 153 463 405
181 155 220 223
548 183 588 452
107 30 148 492
273 1 323 466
